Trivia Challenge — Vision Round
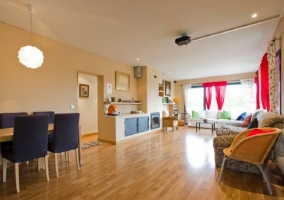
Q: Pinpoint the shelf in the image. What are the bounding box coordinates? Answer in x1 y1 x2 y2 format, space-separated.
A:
104 102 141 105
159 85 165 97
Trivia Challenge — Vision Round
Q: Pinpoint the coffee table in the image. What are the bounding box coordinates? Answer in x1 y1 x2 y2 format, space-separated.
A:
196 120 215 135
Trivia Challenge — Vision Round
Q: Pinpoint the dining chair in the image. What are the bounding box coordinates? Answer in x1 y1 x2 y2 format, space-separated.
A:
2 115 49 193
218 127 281 195
33 111 55 124
0 112 28 152
48 113 80 177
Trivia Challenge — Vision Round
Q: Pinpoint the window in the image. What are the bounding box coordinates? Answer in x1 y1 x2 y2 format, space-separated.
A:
187 82 255 116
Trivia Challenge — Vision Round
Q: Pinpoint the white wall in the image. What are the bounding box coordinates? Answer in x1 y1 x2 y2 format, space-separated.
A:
78 73 98 135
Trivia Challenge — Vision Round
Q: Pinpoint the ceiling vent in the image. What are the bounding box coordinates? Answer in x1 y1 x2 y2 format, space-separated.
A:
175 35 191 46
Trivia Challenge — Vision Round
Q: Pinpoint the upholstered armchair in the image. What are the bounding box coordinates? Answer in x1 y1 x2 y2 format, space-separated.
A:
162 111 178 131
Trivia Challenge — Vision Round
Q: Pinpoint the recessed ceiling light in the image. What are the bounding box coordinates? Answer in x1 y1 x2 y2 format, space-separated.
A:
136 58 139 60
252 13 257 18
168 72 171 74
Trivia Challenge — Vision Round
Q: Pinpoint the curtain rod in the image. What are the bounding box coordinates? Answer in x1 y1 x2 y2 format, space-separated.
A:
179 80 241 86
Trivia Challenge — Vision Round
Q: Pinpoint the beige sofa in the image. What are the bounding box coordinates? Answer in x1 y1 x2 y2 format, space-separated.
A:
188 110 242 129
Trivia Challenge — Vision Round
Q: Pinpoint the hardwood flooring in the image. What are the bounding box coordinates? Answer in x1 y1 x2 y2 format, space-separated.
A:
1 127 284 199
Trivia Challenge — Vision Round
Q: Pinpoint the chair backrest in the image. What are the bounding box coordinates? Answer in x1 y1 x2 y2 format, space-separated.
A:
13 115 49 162
52 113 80 153
230 128 281 165
0 112 28 128
33 111 55 124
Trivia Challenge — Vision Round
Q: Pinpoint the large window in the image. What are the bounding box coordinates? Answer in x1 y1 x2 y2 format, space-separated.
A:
187 83 255 115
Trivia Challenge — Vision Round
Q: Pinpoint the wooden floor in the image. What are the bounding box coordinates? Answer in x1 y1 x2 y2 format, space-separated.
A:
1 127 284 199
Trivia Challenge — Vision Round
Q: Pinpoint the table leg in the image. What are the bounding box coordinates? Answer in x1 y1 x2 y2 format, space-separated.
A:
211 124 213 135
196 123 198 132
199 123 200 131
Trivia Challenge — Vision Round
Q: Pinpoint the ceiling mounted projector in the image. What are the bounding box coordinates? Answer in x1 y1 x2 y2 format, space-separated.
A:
175 35 191 46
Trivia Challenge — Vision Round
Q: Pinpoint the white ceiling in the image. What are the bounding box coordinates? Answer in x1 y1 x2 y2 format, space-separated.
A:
0 0 283 80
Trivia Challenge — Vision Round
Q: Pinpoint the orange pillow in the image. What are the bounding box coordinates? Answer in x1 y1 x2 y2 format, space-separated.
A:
246 128 275 137
241 114 252 127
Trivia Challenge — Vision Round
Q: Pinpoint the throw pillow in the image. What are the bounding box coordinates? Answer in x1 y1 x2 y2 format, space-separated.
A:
247 118 258 129
241 114 252 127
220 110 231 119
246 128 275 137
192 111 200 119
236 112 246 121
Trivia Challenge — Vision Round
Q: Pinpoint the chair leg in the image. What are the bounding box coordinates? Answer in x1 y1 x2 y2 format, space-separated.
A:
15 163 20 193
75 148 80 170
256 165 272 195
218 155 227 182
65 152 68 162
44 155 50 182
55 153 59 178
2 158 7 182
37 158 41 171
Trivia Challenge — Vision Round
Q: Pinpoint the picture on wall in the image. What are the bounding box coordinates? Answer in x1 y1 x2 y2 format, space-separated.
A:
115 71 130 91
165 80 171 96
79 84 89 98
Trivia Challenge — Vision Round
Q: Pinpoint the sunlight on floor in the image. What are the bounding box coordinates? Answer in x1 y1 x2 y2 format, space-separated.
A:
186 134 215 168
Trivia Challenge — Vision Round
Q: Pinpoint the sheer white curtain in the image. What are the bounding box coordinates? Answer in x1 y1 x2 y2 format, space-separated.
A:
267 41 277 113
183 84 192 123
240 79 255 113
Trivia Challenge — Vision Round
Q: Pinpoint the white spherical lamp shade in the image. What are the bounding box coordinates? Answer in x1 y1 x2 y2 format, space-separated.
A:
18 45 44 69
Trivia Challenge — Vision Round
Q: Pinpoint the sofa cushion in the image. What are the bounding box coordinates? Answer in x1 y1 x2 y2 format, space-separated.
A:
247 118 258 129
220 110 231 119
206 110 218 119
251 109 265 122
241 114 252 127
192 110 200 119
236 112 247 120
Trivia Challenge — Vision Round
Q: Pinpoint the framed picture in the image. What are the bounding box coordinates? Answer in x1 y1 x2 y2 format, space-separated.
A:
165 80 171 96
115 71 130 91
79 84 89 98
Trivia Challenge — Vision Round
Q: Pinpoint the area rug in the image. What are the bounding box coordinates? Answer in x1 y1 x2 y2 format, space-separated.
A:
82 141 103 149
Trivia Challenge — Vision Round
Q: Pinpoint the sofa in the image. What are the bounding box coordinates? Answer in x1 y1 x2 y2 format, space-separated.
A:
213 112 284 174
188 110 243 129
215 109 265 136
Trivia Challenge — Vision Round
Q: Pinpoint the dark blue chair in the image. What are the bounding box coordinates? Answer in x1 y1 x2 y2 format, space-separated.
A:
2 115 49 193
48 113 80 177
0 112 28 152
33 111 55 141
33 111 55 124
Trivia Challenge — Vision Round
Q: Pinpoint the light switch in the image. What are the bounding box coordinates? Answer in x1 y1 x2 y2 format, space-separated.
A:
70 105 75 109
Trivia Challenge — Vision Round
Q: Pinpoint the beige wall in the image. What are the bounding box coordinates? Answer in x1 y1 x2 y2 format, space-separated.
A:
0 22 137 124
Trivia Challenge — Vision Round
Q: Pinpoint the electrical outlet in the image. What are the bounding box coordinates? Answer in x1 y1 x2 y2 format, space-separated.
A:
70 105 74 109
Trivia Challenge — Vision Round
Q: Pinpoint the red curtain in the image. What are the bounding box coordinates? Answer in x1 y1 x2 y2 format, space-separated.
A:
203 82 213 110
214 81 227 110
255 71 260 109
260 53 270 111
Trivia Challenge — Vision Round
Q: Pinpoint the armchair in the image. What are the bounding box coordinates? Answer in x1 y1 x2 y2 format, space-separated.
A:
162 111 178 131
218 128 281 195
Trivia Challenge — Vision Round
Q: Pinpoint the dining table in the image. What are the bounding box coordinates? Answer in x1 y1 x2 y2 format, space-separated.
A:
0 124 82 165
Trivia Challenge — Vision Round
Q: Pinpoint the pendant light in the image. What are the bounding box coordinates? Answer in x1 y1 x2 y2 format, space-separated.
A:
18 4 44 69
